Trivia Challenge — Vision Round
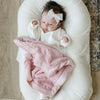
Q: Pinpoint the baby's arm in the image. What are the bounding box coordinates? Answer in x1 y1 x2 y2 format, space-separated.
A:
60 33 71 47
61 36 69 43
32 20 38 26
27 19 40 40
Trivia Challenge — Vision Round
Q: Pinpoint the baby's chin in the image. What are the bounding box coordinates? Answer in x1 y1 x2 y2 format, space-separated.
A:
42 28 57 33
43 29 49 33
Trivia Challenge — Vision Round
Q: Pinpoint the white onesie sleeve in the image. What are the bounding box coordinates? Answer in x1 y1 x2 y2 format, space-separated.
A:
60 29 71 47
27 19 41 40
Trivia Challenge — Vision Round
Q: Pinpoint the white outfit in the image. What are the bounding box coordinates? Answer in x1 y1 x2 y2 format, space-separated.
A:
27 19 71 100
27 19 71 50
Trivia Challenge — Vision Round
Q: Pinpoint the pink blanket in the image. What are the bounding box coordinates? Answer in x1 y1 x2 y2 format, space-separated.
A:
14 36 74 97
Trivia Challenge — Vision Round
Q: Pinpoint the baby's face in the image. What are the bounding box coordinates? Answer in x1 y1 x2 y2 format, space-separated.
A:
40 11 60 33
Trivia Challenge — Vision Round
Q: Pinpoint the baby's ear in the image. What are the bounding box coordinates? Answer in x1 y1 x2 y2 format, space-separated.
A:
57 22 61 28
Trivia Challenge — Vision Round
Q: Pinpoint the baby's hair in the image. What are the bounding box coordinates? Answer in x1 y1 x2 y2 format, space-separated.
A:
42 1 66 26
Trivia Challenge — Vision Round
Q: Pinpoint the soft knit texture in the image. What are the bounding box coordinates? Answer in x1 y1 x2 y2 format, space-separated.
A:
14 36 74 97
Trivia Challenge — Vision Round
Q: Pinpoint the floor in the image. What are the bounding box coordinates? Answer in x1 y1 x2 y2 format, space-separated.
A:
91 72 100 100
0 0 23 100
0 0 100 100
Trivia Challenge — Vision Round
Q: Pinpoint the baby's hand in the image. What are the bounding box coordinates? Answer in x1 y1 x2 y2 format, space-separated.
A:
32 20 38 26
61 36 69 43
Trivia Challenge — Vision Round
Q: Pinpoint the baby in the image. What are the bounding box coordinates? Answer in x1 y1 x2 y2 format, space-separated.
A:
27 1 71 51
27 1 71 100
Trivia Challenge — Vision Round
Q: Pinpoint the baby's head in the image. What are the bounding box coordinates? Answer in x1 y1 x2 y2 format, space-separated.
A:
40 1 66 33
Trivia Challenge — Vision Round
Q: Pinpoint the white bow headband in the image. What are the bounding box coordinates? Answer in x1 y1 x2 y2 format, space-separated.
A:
47 9 63 24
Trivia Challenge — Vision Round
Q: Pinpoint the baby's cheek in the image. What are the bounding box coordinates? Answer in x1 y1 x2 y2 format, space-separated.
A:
40 25 44 30
49 27 57 31
48 27 52 31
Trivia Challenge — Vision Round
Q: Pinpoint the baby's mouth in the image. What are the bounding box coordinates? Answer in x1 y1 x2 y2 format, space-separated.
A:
44 29 48 33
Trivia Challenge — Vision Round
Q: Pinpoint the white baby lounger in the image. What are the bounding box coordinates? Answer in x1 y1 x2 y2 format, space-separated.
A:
17 0 93 100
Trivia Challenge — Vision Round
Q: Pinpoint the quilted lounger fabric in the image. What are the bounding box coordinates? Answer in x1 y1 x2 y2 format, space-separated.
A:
16 0 93 100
